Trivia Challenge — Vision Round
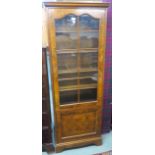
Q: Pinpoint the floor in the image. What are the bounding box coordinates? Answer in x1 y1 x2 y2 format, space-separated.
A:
42 131 112 155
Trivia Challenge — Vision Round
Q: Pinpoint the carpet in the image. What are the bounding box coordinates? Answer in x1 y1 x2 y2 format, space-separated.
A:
94 150 112 155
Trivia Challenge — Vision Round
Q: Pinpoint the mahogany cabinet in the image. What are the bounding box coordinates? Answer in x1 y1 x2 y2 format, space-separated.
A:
44 1 110 152
42 48 53 152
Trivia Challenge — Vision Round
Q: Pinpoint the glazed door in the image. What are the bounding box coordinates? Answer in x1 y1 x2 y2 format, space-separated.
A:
48 8 107 143
56 14 99 105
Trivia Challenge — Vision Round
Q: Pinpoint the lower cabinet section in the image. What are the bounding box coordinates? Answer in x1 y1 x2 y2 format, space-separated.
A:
54 103 102 152
61 110 96 139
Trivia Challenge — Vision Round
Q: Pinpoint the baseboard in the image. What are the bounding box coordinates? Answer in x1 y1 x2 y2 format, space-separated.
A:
55 136 102 153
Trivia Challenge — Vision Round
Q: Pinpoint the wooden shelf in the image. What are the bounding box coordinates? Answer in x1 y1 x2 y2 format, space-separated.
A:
58 68 97 74
56 49 77 51
80 30 99 32
57 50 77 54
56 30 99 33
79 48 98 53
57 48 98 54
59 76 96 81
56 30 77 33
59 84 97 92
57 48 98 52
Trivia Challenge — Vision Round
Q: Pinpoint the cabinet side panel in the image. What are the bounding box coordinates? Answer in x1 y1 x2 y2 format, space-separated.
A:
47 9 62 143
97 9 108 134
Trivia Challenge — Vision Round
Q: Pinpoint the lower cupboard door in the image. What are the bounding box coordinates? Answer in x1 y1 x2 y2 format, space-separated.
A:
56 108 101 142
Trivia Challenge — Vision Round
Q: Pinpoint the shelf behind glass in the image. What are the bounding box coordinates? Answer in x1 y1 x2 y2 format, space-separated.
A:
58 67 97 74
80 50 98 69
59 79 78 87
57 48 98 54
57 53 77 71
59 75 97 81
59 83 97 92
56 32 78 50
56 30 99 33
80 32 99 48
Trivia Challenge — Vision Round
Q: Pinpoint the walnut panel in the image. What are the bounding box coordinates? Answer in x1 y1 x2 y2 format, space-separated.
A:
61 111 96 138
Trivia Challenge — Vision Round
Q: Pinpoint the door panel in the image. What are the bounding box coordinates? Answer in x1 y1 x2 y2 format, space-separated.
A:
51 10 102 106
61 111 96 137
60 107 99 141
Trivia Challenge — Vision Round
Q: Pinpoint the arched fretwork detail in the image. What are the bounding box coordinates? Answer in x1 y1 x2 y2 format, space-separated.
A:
55 14 78 32
79 14 99 30
55 13 100 32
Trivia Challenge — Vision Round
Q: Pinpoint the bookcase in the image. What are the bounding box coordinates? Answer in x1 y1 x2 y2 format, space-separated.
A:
44 1 110 152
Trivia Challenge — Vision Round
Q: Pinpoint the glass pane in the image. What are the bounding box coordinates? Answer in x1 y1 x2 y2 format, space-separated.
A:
80 51 98 69
58 73 78 79
60 91 78 105
80 71 98 78
79 71 97 101
59 79 77 87
80 88 97 102
55 14 77 31
80 32 98 48
57 52 78 105
79 14 99 31
59 73 77 79
80 77 97 85
79 50 98 102
57 53 77 71
56 32 77 50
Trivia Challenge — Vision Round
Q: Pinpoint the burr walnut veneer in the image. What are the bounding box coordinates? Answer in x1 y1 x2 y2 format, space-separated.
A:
44 1 110 152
